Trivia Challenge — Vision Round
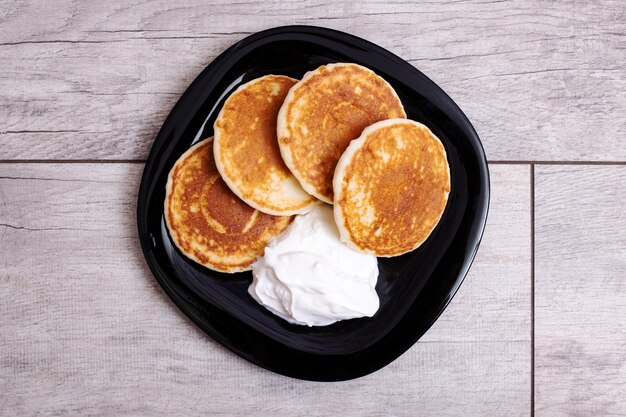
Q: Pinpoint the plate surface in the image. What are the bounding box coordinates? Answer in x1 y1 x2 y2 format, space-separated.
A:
137 25 489 381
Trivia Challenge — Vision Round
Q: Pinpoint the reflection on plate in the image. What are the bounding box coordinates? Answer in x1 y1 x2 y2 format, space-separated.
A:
137 25 489 381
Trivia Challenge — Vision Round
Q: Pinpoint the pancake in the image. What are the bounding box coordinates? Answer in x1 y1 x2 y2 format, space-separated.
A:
333 119 450 257
164 138 293 273
214 75 319 215
277 63 406 203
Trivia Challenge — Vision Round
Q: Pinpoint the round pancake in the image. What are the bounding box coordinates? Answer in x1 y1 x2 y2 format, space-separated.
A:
333 119 450 257
214 75 318 215
277 63 406 203
164 138 293 273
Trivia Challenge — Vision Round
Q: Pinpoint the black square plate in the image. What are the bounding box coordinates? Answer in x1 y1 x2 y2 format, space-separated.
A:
137 25 489 381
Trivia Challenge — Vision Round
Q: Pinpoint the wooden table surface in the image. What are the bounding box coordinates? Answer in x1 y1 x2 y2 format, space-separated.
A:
1 1 624 415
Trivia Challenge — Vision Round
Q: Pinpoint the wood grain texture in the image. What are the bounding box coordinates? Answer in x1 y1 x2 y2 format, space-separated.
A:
1 0 624 161
535 166 626 416
0 163 530 415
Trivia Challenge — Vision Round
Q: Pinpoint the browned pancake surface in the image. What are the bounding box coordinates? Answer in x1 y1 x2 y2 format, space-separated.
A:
214 75 316 214
164 138 292 272
334 120 450 256
278 63 406 203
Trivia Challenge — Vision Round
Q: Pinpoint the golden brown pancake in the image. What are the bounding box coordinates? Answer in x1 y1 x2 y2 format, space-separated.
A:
214 75 319 215
333 119 450 257
164 138 292 273
277 63 406 203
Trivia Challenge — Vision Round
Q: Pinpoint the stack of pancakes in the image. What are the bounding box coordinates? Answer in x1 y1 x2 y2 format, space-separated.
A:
165 63 451 273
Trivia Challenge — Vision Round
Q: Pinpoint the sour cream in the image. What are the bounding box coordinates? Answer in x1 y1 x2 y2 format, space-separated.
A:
249 204 379 326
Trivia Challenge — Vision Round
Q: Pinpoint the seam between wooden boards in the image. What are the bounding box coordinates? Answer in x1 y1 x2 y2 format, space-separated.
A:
530 163 535 417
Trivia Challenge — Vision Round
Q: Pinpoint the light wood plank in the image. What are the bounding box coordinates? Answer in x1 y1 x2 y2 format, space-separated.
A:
0 0 624 161
0 163 530 415
535 166 626 416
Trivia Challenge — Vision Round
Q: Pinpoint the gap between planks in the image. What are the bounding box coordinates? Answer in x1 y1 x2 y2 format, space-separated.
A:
530 163 535 417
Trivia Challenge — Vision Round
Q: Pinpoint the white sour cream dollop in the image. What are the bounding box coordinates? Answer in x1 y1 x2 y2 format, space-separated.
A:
249 204 379 326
